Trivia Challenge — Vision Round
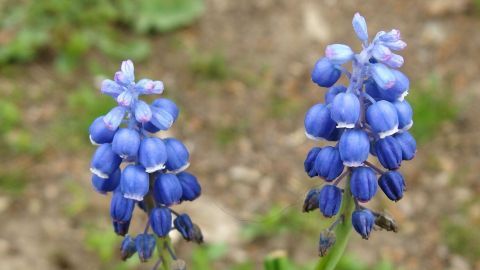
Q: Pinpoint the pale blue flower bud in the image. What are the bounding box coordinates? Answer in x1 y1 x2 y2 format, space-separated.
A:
371 63 396 89
134 100 152 123
325 44 354 65
104 106 126 130
352 13 368 41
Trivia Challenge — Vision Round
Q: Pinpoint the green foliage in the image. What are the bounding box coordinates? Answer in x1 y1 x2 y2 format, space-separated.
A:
0 170 28 195
0 100 21 134
269 94 302 119
442 219 480 263
409 76 458 143
63 180 89 217
191 243 229 269
190 52 230 80
120 0 205 33
474 0 480 12
84 226 142 270
0 0 205 68
242 205 326 241
57 85 114 149
85 227 120 263
336 255 395 270
264 251 310 270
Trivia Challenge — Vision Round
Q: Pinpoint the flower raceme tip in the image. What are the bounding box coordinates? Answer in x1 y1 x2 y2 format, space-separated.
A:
88 60 203 266
302 13 415 245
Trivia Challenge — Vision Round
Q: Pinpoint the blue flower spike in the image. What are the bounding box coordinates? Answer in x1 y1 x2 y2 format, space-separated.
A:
89 60 203 266
302 13 415 247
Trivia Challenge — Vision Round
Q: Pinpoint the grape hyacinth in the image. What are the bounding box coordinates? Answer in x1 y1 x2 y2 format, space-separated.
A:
302 13 416 256
89 60 203 268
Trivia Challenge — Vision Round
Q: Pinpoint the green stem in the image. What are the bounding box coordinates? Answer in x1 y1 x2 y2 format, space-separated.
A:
315 178 355 270
158 237 173 270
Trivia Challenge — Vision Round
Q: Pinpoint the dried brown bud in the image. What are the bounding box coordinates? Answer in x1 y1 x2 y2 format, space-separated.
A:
318 229 336 257
191 224 204 244
374 212 398 233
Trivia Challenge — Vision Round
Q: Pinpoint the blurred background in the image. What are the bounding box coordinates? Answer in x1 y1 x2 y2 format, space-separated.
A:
0 0 479 269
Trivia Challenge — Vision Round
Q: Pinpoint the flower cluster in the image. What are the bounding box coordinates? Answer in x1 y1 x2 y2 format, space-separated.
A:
302 13 416 252
89 60 203 267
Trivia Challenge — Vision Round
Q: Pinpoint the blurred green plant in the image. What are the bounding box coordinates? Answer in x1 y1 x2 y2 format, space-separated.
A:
242 204 326 241
0 170 28 195
191 243 229 269
190 52 230 80
0 0 204 70
269 94 302 119
474 0 480 12
442 219 480 263
263 251 395 270
409 75 458 143
85 226 143 270
63 180 89 217
0 100 21 134
54 85 114 150
120 0 204 33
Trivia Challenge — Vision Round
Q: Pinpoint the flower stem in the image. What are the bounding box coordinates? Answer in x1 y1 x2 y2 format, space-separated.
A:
315 177 355 270
158 237 173 270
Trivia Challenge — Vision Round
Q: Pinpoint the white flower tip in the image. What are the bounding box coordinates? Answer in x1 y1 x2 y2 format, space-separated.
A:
90 168 109 179
343 161 364 167
401 121 413 131
169 162 190 174
89 135 100 146
336 123 355 129
398 91 409 101
145 163 166 173
123 193 143 201
305 131 326 141
378 126 399 139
